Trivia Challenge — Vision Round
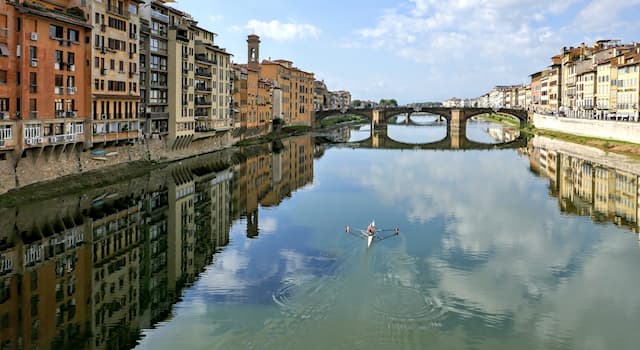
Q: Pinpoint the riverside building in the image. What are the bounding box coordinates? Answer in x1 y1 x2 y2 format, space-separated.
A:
0 0 92 158
73 0 143 147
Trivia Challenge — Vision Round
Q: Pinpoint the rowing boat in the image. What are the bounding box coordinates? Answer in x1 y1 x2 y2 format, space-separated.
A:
346 220 399 248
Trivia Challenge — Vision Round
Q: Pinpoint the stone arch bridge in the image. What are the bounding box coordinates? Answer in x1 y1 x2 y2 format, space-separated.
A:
314 107 530 130
315 107 530 150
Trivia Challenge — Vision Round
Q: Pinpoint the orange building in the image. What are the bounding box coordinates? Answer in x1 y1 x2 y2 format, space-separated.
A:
260 59 314 127
0 0 92 157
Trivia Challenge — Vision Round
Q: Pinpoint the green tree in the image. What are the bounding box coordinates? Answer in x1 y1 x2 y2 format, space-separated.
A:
379 99 398 107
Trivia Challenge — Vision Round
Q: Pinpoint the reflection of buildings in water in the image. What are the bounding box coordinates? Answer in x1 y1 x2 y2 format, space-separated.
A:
193 169 233 273
486 127 519 143
529 141 640 232
168 169 196 299
326 126 352 143
0 215 92 350
0 153 236 349
0 138 312 348
88 198 142 349
232 137 315 238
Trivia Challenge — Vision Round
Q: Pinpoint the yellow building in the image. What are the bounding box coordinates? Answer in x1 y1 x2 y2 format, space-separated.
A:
89 200 142 349
616 53 640 121
596 58 612 115
73 0 143 146
576 68 596 115
193 26 233 133
167 169 196 294
167 8 196 147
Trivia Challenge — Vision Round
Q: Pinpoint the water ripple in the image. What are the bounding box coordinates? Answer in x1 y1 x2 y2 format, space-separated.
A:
372 285 448 327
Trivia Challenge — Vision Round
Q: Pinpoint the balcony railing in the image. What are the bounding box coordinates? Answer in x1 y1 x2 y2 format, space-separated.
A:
195 85 212 92
195 69 211 78
107 5 129 19
47 134 78 144
195 54 215 64
151 10 169 23
195 99 212 106
0 127 12 141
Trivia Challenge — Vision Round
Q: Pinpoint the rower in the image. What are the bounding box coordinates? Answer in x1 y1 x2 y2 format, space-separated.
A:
366 221 375 235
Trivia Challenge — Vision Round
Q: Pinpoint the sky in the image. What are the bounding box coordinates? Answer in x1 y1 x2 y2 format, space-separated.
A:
167 0 640 104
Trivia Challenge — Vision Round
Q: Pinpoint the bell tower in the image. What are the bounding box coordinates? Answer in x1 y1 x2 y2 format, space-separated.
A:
247 34 260 70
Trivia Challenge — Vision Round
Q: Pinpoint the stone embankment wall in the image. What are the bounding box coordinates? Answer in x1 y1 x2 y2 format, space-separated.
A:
533 113 640 144
0 132 237 195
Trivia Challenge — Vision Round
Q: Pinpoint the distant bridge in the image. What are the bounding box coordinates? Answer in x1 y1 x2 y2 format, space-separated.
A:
314 107 530 130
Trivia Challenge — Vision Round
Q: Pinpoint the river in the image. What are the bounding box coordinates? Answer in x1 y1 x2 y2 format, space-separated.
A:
1 118 639 350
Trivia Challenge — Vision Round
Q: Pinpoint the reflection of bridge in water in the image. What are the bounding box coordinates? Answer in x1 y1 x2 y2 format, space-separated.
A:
325 124 527 151
355 128 526 150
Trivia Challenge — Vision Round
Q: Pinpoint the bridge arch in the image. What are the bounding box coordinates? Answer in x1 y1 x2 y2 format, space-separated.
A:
462 108 528 126
314 108 373 124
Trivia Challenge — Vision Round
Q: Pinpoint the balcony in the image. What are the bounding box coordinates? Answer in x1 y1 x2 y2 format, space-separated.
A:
195 99 212 106
150 29 167 37
151 10 169 23
195 54 215 65
55 111 78 119
195 69 211 78
107 5 129 19
195 110 209 117
195 85 211 92
0 126 13 149
92 121 141 142
47 133 82 145
150 81 168 88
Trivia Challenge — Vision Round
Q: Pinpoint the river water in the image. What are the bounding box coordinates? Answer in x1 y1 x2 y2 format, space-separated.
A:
1 118 640 349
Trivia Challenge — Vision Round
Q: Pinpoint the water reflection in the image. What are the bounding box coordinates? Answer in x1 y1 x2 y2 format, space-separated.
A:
2 134 640 349
527 136 640 232
0 136 314 350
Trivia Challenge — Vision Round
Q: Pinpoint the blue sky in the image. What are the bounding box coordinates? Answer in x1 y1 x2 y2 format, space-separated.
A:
168 0 640 104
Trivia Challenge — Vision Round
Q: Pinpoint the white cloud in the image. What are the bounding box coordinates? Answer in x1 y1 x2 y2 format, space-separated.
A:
232 19 321 41
572 0 640 32
352 0 572 64
209 14 224 23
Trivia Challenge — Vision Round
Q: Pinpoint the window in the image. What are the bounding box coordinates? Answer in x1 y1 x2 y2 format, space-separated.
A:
55 50 63 65
67 52 75 66
0 70 6 84
0 98 8 112
29 98 37 113
55 75 63 87
29 72 37 93
29 46 37 60
49 24 63 39
68 28 79 42
67 76 75 88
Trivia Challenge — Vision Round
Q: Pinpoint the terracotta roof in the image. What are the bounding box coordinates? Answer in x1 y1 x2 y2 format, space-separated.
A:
16 3 92 29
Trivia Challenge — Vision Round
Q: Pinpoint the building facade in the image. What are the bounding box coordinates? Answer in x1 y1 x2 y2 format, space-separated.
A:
0 0 91 158
74 0 143 147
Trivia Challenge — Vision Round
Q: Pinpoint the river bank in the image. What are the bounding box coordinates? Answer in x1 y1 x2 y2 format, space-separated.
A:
479 112 640 158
